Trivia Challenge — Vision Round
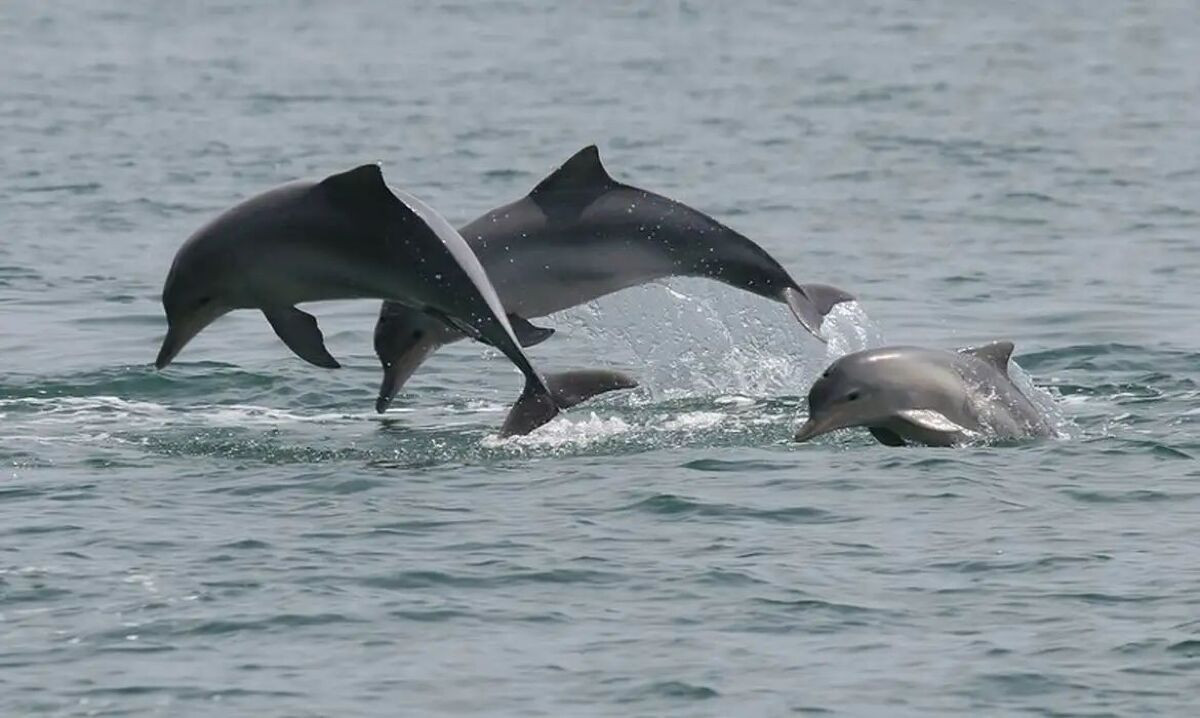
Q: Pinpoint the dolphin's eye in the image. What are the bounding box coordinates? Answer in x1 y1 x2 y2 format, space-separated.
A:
846 391 861 402
196 296 213 307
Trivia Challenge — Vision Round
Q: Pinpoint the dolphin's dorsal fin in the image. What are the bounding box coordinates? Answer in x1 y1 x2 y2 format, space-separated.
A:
319 163 391 207
530 145 616 196
958 341 1014 373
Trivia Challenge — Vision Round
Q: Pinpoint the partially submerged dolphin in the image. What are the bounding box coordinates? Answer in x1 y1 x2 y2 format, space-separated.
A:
155 164 636 436
793 342 1055 446
373 145 855 413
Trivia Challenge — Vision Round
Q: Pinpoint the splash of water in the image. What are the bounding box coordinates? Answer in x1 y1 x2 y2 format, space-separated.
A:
546 281 884 399
1006 361 1076 439
481 412 633 451
821 301 886 360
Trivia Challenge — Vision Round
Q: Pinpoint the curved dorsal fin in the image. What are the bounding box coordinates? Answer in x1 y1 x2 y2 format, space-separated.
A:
319 163 391 208
957 341 1015 373
530 145 616 196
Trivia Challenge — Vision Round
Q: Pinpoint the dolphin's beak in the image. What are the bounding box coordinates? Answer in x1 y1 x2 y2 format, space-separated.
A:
155 324 185 369
154 314 209 369
374 338 438 413
373 325 443 414
793 414 844 443
375 361 403 414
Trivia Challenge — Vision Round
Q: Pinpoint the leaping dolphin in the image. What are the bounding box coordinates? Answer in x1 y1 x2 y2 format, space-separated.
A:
793 342 1055 447
373 145 855 413
155 164 637 437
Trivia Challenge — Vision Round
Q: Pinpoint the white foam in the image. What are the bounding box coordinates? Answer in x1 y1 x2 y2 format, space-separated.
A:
481 412 632 450
658 411 726 431
714 395 757 407
0 395 393 435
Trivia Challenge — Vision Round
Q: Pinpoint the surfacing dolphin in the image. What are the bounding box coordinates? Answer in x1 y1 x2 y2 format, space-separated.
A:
373 145 855 413
155 164 637 437
793 341 1055 447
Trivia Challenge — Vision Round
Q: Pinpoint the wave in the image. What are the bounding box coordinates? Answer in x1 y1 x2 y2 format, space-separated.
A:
5 284 1185 466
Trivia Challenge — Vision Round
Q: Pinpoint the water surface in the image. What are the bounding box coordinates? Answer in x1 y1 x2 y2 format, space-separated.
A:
2 1 1199 715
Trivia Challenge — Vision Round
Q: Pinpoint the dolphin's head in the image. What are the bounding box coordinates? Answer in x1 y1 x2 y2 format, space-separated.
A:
155 220 241 369
794 348 948 442
372 304 455 413
154 170 393 369
793 354 898 442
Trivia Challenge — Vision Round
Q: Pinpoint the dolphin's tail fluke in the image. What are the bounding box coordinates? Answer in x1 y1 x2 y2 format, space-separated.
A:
783 284 857 342
500 370 638 437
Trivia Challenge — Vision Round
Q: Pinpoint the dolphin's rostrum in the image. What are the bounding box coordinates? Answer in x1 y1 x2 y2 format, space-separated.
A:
794 342 1055 447
373 145 855 413
156 163 637 436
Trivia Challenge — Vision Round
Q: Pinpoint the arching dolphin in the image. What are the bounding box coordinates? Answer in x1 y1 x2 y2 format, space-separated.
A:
373 145 854 413
793 342 1055 447
155 164 637 436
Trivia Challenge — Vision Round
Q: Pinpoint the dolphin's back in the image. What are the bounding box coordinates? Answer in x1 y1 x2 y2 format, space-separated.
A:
461 149 797 316
950 347 1053 438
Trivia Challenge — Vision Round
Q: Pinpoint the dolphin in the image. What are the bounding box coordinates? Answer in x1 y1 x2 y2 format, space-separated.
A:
373 145 855 413
155 163 637 436
793 342 1055 447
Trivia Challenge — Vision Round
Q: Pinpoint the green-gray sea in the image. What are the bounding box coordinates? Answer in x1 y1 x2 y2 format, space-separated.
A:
3 1 1199 715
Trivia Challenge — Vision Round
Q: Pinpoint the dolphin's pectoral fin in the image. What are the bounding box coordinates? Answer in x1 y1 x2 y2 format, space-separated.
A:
869 427 907 447
782 284 857 342
508 315 555 347
957 341 1015 374
896 409 971 435
263 306 341 369
440 311 552 350
421 307 480 341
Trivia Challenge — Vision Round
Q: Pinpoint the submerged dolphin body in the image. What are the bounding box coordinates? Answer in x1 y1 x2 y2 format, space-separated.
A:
793 342 1055 447
373 145 855 413
155 164 636 436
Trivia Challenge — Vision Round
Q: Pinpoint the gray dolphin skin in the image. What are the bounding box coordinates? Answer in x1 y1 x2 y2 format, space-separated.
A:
373 145 855 413
155 164 637 437
793 342 1055 447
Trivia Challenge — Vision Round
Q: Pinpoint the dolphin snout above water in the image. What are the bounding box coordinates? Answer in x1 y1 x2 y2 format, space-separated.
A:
794 342 1055 447
372 145 857 413
155 163 637 436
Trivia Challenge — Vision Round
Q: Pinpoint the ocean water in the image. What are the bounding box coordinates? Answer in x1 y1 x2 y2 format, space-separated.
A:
2 1 1199 715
